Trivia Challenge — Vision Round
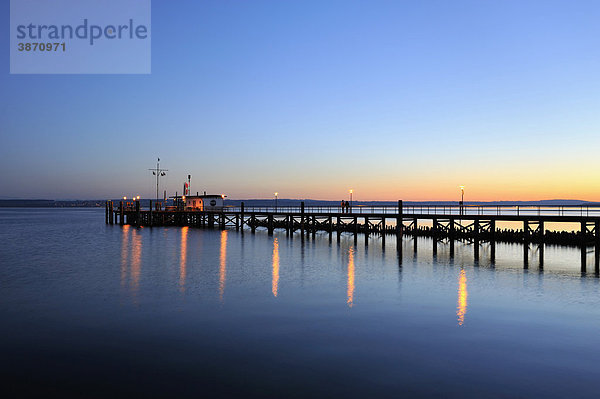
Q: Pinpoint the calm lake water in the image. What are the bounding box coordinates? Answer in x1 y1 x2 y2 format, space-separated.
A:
1 208 600 398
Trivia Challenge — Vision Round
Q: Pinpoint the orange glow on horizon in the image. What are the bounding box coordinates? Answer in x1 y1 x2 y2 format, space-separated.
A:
219 165 600 203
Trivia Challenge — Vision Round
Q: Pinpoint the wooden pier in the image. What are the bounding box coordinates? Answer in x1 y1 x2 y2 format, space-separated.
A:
106 200 600 272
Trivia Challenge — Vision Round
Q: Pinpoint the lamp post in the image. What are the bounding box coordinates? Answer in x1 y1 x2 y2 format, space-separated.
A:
459 185 465 216
274 192 278 211
349 189 353 213
149 158 168 203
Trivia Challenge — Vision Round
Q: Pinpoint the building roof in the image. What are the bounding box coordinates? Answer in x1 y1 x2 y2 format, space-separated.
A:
184 194 225 199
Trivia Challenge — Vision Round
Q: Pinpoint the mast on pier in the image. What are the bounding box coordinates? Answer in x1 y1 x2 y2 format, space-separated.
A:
149 158 168 202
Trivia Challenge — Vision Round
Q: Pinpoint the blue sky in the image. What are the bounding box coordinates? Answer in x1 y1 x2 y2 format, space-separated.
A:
1 0 599 201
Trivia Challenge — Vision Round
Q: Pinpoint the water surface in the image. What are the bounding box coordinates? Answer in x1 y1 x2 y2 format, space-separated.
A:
1 208 599 397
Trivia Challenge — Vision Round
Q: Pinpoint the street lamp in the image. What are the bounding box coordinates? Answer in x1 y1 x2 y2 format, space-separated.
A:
149 158 168 203
459 185 465 215
349 189 353 212
274 192 278 211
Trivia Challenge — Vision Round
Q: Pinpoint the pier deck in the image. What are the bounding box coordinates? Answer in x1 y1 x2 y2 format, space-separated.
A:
105 200 600 271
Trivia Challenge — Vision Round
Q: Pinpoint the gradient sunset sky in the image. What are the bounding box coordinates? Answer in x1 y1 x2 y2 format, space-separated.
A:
1 0 599 201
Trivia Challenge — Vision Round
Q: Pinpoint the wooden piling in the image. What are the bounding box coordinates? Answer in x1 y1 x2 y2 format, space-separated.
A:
135 200 141 226
523 220 529 267
581 221 587 272
594 220 600 274
490 220 495 263
432 218 438 256
300 201 305 235
473 219 479 262
396 200 403 242
381 217 386 247
240 202 245 233
413 218 418 253
119 201 124 226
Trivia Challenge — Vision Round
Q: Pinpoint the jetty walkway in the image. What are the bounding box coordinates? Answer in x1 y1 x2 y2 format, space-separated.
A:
106 200 600 271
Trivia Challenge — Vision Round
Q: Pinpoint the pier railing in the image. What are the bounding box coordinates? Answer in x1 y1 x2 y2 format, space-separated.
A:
220 204 600 217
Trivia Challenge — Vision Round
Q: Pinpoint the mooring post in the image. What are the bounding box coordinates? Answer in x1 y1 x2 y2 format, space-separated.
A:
251 213 256 233
337 216 342 240
473 219 479 262
449 218 455 257
396 200 403 250
135 200 141 226
581 221 587 272
105 201 109 224
109 201 113 224
301 201 305 236
413 218 418 253
381 216 386 247
537 220 543 269
595 220 599 273
240 202 245 233
490 219 496 263
523 220 529 268
268 214 274 235
364 216 369 246
119 201 124 226
432 218 438 256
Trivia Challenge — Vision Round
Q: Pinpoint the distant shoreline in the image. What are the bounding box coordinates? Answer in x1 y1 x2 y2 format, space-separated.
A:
1 199 598 208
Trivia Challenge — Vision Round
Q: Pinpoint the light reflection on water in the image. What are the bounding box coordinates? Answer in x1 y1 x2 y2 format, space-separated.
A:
2 209 600 398
219 230 228 302
347 245 355 307
179 226 188 293
272 238 279 297
457 268 468 326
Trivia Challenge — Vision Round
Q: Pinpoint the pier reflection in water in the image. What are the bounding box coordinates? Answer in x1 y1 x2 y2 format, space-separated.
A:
3 209 600 398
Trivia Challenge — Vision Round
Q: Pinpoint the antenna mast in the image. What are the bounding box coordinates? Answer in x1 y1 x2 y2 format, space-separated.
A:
148 158 168 202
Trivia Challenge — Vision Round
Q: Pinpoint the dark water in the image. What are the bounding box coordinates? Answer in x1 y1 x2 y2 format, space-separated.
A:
1 208 600 398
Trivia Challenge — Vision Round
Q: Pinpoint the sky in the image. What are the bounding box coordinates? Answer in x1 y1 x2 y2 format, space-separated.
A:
1 0 600 201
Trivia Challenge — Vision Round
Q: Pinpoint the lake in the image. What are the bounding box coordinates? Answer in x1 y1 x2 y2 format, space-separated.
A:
1 208 599 398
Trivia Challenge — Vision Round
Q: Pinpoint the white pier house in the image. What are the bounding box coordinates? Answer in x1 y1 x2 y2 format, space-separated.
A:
184 194 225 211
